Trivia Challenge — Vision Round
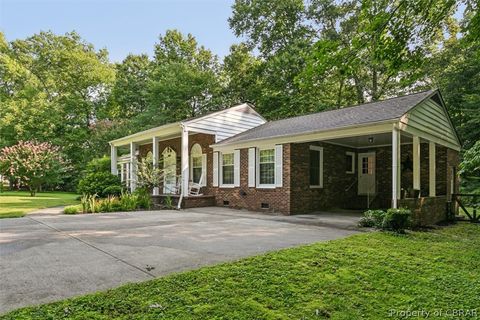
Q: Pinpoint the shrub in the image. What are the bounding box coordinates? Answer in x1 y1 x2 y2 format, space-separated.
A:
382 208 412 233
134 188 153 209
119 191 139 211
77 172 122 198
103 185 123 197
98 196 121 212
80 193 99 213
64 205 80 215
359 210 386 227
164 195 174 209
84 156 111 174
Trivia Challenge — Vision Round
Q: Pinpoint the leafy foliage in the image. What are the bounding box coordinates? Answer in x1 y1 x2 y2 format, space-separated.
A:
0 141 69 196
0 31 115 174
136 153 165 191
77 172 122 198
359 208 412 233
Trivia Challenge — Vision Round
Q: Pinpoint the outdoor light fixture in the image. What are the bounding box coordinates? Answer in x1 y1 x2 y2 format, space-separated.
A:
368 137 374 143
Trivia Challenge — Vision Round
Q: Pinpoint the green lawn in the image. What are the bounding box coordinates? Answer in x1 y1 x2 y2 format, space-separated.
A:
2 223 479 319
0 191 79 218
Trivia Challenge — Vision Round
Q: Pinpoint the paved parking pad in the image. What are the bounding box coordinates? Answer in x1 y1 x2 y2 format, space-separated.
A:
0 208 359 313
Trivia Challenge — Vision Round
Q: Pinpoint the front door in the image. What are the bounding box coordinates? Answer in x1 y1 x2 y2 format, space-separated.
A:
162 147 177 194
358 152 376 195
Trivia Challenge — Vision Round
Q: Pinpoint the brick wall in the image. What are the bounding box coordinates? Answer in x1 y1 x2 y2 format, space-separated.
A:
398 196 448 226
289 142 357 214
211 142 358 214
212 145 292 214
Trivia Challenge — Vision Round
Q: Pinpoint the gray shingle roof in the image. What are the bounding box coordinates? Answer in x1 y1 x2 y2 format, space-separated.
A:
216 90 436 146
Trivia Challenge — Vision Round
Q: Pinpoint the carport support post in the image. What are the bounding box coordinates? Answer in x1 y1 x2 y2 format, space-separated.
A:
130 142 137 192
110 145 118 176
392 127 401 208
152 136 159 196
181 126 189 198
429 141 436 197
413 135 420 191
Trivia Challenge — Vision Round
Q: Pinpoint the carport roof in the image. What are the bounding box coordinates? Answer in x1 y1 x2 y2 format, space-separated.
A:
214 90 437 146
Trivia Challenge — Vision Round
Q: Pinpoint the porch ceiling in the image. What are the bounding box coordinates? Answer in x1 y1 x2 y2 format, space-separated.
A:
325 132 413 148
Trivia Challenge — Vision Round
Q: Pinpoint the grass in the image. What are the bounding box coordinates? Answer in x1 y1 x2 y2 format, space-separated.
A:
0 191 79 218
1 223 479 319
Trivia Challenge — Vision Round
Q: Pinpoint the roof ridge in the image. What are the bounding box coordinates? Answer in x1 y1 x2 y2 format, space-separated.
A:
215 89 436 146
263 89 435 125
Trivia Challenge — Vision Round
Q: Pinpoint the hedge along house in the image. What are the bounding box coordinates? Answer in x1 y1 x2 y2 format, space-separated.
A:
110 89 461 225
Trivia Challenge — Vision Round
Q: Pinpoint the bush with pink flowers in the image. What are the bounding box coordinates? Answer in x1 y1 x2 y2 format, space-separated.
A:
0 141 69 196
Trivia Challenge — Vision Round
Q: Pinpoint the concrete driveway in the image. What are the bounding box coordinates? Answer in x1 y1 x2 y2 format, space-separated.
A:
0 207 360 314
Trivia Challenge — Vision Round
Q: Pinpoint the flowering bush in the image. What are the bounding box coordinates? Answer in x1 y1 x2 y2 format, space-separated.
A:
0 141 69 196
137 153 165 190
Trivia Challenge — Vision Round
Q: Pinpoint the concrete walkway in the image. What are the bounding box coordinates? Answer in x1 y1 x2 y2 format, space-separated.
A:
0 207 361 314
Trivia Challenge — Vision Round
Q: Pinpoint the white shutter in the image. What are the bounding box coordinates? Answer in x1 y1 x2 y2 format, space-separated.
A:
201 154 207 186
234 149 240 187
213 152 219 187
275 145 283 187
248 148 256 187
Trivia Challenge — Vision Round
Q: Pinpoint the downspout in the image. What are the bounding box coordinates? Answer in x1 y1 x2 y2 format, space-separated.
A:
177 123 186 209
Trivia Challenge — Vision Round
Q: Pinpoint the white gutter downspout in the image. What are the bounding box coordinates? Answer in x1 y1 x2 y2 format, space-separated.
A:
178 123 189 209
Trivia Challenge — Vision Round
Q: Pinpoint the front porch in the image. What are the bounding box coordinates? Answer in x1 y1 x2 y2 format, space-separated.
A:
109 123 215 209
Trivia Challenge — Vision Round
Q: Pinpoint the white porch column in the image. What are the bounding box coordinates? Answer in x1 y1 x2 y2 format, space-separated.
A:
413 136 420 191
130 142 137 192
429 141 436 197
110 145 118 175
392 127 401 208
181 127 189 196
152 137 159 195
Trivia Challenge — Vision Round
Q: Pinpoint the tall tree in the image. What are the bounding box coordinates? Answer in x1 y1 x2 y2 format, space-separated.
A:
299 0 458 105
229 0 459 117
229 0 315 119
222 43 262 105
0 31 115 170
108 54 152 120
145 30 222 123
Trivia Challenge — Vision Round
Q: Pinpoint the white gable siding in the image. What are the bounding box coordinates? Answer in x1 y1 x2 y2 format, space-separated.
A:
401 98 460 149
184 106 266 142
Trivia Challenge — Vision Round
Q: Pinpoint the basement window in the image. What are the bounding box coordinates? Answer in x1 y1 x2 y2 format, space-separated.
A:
223 200 230 206
261 203 270 209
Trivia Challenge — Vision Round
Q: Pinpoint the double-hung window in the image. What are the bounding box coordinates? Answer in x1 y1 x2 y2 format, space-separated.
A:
190 143 203 184
309 146 323 188
259 148 275 186
221 153 234 185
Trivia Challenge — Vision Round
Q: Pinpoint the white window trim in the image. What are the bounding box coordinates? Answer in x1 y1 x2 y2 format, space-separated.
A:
220 151 235 188
346 151 355 174
256 146 276 189
309 146 324 188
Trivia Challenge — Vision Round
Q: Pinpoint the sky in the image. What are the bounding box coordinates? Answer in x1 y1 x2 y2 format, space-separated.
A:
0 0 239 62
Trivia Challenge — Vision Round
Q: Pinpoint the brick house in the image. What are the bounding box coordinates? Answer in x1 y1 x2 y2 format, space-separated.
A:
110 89 461 225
